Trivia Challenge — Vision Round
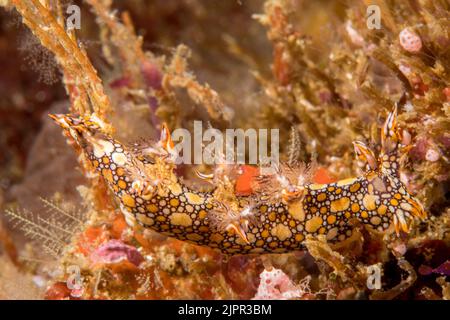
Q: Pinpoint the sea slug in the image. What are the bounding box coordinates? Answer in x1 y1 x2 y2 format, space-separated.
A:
50 105 426 254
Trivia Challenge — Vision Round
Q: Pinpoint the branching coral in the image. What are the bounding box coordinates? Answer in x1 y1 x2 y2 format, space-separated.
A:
10 0 112 120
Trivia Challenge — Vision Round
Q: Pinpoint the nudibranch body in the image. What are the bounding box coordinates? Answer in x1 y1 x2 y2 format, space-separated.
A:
50 106 426 255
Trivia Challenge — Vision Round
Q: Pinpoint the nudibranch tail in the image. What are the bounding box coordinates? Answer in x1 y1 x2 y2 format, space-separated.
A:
50 105 427 255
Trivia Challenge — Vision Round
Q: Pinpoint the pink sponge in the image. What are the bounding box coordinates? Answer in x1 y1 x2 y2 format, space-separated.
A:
90 239 144 267
252 268 305 300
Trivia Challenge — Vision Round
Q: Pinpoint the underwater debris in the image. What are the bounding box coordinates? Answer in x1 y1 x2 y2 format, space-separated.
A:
420 286 441 300
44 281 74 300
437 277 450 300
370 258 417 300
304 235 361 286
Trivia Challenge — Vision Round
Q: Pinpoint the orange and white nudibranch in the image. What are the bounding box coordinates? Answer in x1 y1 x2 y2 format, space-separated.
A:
50 105 427 255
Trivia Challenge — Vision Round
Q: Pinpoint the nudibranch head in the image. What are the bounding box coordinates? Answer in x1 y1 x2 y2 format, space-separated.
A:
49 113 111 148
49 113 123 168
49 113 107 134
350 104 427 235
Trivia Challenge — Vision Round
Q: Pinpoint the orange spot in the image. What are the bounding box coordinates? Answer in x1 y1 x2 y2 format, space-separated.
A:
210 233 224 243
121 194 136 208
169 198 180 207
134 233 152 249
377 205 387 215
198 210 207 219
146 204 158 213
156 216 166 222
390 198 399 206
111 214 127 239
235 165 259 196
349 183 361 193
268 212 276 222
327 215 337 224
317 193 327 202
261 230 269 238
118 180 127 189
116 167 125 176
102 168 113 183
76 226 107 256
305 216 323 233
313 167 337 184
330 197 350 212
351 203 360 213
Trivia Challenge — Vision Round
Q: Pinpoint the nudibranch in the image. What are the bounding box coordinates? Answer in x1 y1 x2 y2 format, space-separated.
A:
50 106 426 255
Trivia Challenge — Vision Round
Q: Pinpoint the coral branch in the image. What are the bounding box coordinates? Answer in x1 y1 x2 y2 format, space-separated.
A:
11 0 112 120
